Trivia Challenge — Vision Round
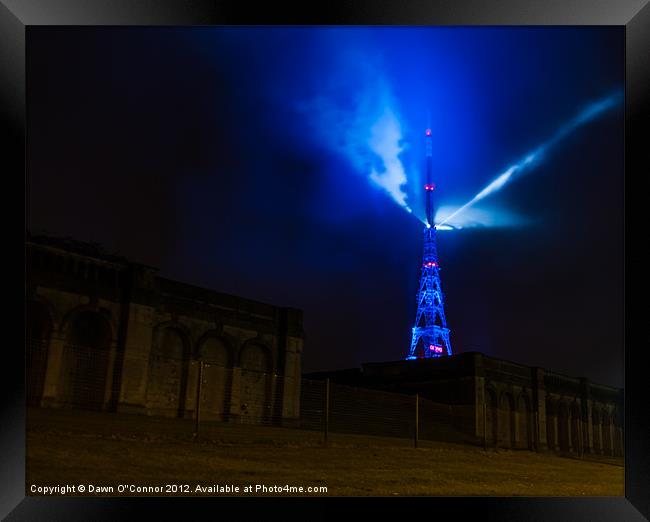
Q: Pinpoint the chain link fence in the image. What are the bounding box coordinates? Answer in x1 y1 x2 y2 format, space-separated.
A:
27 341 624 460
300 378 479 446
27 342 480 448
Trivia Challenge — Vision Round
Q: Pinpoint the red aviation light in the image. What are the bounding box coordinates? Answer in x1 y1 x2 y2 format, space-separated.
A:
425 129 432 136
424 183 436 191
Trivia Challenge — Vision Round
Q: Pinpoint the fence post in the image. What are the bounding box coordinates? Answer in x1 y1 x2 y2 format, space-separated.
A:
193 360 204 440
483 402 488 451
324 378 330 447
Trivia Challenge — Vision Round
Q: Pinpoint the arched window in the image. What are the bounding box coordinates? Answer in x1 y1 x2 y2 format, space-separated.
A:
63 310 112 410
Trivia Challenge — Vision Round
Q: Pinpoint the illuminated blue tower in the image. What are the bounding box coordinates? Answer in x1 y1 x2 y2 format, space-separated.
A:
407 127 452 359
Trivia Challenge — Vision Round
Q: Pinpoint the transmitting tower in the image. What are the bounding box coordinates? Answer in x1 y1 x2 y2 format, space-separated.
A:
406 127 452 359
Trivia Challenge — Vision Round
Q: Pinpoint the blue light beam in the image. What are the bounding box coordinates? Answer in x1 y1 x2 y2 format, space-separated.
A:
436 90 623 228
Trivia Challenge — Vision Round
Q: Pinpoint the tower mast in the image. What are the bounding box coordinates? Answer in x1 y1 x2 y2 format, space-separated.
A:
407 126 452 359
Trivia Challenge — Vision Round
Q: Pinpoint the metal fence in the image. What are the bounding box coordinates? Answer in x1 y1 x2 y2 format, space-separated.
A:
27 342 626 460
300 378 478 447
27 342 480 448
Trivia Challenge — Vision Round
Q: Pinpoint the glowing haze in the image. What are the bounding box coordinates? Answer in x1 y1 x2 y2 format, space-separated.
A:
300 45 621 232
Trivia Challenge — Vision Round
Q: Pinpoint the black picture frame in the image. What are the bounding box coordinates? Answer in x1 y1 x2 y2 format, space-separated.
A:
3 0 648 519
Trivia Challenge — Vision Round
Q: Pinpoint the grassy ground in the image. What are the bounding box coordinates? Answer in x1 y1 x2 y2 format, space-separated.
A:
26 408 624 497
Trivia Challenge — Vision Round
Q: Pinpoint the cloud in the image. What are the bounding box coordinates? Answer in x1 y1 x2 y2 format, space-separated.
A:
368 107 410 210
296 54 412 213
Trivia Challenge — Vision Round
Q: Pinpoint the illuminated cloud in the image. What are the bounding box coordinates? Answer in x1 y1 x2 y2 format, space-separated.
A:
298 47 621 233
368 107 410 210
297 55 412 213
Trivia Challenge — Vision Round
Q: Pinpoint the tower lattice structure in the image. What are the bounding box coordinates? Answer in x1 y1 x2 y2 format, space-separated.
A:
407 127 452 359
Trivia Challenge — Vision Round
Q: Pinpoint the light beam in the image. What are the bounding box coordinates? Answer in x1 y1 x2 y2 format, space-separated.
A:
436 90 622 228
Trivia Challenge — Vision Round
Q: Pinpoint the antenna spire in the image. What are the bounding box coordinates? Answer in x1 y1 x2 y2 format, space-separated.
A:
406 118 452 360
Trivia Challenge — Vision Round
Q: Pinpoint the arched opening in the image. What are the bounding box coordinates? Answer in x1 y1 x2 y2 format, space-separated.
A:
557 402 570 452
517 394 532 450
147 327 190 418
198 336 232 421
239 343 272 425
26 301 52 406
63 310 112 410
498 392 515 449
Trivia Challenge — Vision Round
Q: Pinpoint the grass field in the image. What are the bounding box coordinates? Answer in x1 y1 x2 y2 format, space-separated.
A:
26 408 624 497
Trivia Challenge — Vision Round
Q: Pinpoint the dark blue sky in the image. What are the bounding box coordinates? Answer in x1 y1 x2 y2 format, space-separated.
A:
27 27 624 386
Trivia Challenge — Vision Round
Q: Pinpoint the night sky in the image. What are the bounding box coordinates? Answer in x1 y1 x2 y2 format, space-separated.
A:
27 27 624 387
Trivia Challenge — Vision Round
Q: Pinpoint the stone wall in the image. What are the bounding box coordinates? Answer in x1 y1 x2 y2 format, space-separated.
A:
305 351 623 457
26 234 303 427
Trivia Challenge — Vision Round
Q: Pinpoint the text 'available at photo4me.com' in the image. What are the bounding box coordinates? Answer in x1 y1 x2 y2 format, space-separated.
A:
29 483 329 496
